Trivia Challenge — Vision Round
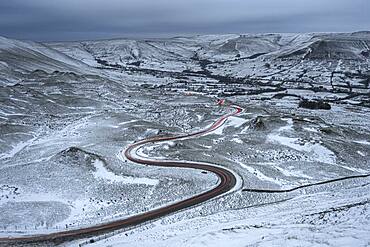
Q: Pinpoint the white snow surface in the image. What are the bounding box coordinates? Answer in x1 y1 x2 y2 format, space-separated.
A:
93 160 158 186
84 179 370 247
267 118 336 164
212 116 248 135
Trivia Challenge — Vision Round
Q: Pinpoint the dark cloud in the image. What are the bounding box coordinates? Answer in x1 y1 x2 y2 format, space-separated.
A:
0 0 369 41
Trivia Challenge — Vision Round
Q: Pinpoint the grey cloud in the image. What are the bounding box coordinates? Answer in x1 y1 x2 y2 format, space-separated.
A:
0 0 369 41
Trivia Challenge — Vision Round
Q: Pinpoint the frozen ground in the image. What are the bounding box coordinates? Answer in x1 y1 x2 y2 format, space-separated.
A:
0 32 369 246
86 177 370 247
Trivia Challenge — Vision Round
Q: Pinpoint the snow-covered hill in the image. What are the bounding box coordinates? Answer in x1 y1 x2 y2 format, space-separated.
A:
0 36 94 85
2 32 369 85
0 32 369 246
47 32 370 65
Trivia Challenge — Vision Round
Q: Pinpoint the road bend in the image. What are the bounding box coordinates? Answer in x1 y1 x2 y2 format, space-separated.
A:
0 104 243 244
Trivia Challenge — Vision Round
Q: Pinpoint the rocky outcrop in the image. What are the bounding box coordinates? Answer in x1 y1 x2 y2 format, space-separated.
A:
249 116 266 130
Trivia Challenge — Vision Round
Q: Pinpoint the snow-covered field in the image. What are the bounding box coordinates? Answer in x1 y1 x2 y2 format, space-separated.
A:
86 177 370 247
0 32 369 246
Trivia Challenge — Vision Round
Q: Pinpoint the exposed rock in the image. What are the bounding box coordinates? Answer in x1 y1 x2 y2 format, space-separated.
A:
128 61 141 66
54 146 103 170
249 116 266 130
361 50 369 57
30 69 48 77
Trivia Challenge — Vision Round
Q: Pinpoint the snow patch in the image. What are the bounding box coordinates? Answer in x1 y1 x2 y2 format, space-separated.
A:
268 118 336 164
234 160 283 185
357 151 366 157
93 160 158 186
0 136 38 160
231 137 243 144
354 140 370 145
212 116 247 135
272 164 313 179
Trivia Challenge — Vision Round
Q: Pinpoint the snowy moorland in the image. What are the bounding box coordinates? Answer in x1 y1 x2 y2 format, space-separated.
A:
0 32 369 246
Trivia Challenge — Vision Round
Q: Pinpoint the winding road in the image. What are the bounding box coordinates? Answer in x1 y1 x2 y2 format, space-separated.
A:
0 104 243 244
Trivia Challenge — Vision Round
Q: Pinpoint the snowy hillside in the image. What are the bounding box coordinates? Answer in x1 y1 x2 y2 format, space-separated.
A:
0 32 369 246
0 36 95 85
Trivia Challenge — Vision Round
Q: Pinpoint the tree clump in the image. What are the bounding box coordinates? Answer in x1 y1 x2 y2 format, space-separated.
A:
298 99 331 110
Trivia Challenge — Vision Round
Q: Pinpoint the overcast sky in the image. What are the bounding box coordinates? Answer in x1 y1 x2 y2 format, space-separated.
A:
0 0 369 41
